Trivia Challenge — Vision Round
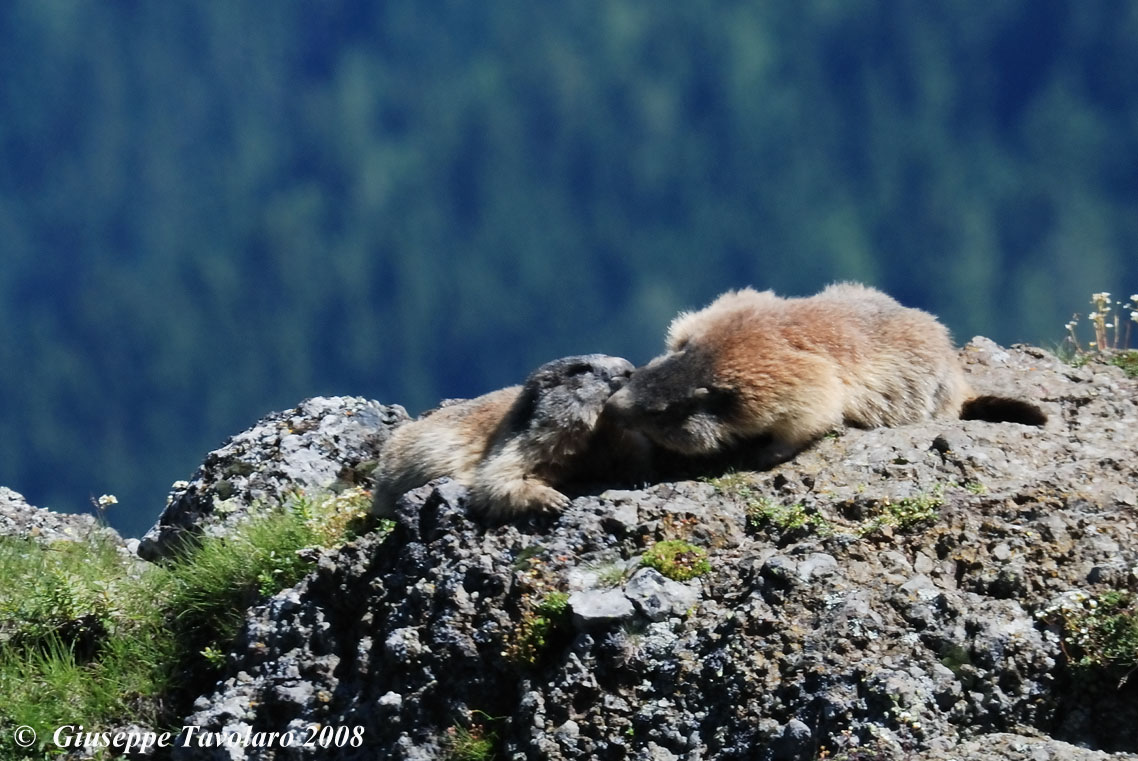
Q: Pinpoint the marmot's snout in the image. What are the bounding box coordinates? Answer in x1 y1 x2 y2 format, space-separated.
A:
608 364 633 392
603 386 636 420
571 355 634 392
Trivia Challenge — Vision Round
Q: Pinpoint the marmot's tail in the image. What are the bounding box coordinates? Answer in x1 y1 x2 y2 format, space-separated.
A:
960 396 1047 426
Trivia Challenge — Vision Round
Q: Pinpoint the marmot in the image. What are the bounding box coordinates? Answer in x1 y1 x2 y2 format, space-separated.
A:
372 354 647 519
603 283 1046 463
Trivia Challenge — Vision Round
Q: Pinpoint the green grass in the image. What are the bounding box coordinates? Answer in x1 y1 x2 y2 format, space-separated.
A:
0 531 173 758
856 491 943 536
1109 350 1138 378
505 591 570 667
1049 590 1138 674
0 488 377 759
444 724 497 761
706 472 833 537
641 540 711 582
704 471 755 496
589 562 630 588
746 496 833 535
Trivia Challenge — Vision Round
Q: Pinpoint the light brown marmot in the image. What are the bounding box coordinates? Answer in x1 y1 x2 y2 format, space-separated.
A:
372 354 646 519
603 282 1046 463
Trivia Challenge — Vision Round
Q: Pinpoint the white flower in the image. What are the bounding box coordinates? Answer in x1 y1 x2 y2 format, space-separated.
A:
1130 294 1138 303
97 494 118 508
1088 312 1099 320
1131 311 1138 322
171 480 190 490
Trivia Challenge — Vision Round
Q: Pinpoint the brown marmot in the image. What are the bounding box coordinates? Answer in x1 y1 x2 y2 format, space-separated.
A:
603 283 1046 463
372 354 647 519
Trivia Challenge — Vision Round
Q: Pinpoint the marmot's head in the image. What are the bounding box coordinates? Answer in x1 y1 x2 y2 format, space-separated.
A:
507 354 635 455
602 347 742 455
604 290 774 455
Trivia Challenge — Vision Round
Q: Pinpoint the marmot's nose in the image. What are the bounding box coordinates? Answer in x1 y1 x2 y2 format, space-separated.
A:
602 357 634 376
608 368 632 391
603 386 634 419
594 357 634 388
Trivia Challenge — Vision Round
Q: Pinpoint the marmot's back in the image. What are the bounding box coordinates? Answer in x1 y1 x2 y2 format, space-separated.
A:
605 283 1034 460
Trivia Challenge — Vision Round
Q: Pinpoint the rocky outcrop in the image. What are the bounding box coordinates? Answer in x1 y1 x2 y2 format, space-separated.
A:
170 341 1138 760
0 486 122 546
138 396 409 560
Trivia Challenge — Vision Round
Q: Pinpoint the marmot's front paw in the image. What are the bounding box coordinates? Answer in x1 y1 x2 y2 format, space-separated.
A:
526 484 572 513
480 480 571 517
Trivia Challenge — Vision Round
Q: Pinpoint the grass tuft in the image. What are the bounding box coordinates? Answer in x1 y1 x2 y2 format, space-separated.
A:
0 487 377 758
856 491 943 536
1044 590 1138 678
641 540 711 582
505 591 570 667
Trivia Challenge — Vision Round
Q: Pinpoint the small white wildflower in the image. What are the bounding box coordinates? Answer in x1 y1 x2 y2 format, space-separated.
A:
1131 311 1137 323
97 494 118 508
1130 294 1138 304
1088 312 1099 320
1088 599 1098 609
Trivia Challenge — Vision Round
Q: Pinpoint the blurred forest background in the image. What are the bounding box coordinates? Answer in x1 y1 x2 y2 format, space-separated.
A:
2 1 1136 536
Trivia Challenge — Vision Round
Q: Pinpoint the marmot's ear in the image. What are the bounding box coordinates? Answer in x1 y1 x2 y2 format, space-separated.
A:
691 386 734 398
691 385 737 414
562 361 594 378
529 368 561 390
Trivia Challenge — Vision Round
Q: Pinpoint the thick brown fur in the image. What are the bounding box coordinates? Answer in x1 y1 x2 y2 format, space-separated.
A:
604 283 1046 463
372 355 647 519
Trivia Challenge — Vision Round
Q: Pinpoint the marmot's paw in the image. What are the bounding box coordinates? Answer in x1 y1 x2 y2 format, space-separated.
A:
527 484 572 513
471 480 572 517
496 481 570 515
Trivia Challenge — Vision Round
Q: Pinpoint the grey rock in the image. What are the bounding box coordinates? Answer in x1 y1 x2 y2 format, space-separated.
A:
773 719 812 761
795 552 838 581
168 342 1138 760
139 396 408 560
624 567 699 621
0 486 122 545
569 589 635 630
